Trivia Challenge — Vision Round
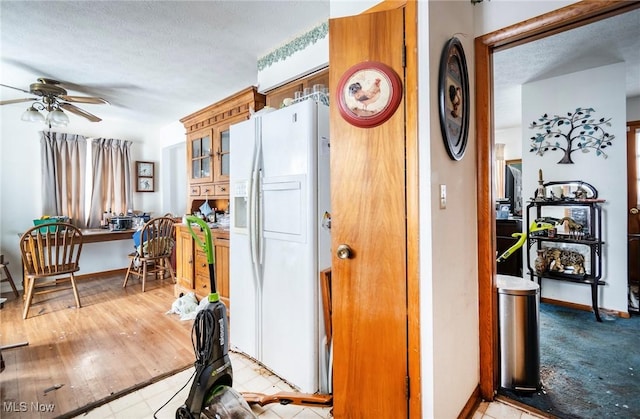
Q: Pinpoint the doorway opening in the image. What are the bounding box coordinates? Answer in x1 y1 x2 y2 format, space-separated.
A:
476 1 640 415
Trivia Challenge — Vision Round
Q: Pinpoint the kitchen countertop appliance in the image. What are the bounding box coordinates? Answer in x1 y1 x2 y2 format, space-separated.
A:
109 216 133 231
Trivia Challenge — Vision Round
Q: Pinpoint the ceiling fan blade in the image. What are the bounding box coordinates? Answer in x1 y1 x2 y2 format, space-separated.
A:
0 83 32 94
0 97 37 105
60 102 102 122
60 95 109 105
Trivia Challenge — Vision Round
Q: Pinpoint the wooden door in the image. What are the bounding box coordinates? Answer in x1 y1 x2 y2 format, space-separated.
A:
329 8 408 417
215 237 230 310
628 121 640 297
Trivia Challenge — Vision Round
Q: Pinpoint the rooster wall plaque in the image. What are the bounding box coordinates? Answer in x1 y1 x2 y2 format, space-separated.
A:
336 61 402 128
438 37 470 161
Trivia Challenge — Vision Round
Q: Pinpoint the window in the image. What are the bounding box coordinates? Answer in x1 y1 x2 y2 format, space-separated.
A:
41 132 132 228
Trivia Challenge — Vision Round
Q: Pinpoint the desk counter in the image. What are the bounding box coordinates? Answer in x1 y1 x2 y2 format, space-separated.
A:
80 228 136 244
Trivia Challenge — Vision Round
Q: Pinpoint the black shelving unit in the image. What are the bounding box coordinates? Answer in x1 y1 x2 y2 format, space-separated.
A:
525 181 606 321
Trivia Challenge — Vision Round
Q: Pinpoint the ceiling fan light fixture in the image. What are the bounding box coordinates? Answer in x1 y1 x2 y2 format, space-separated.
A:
21 105 45 123
6 78 106 125
46 108 70 126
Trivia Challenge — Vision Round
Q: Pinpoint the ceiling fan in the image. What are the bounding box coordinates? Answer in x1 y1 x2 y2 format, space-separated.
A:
0 78 109 124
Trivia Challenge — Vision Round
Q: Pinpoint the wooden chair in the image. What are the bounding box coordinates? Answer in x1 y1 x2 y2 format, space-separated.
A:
19 223 83 319
0 254 19 298
123 216 176 292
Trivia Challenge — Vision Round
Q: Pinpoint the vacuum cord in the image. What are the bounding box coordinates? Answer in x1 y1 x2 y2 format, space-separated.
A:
152 309 216 418
152 368 196 419
192 308 215 365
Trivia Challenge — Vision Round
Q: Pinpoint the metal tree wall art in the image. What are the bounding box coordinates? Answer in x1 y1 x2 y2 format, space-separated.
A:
528 107 615 164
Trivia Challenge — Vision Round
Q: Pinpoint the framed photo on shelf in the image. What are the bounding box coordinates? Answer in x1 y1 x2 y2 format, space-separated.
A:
567 207 590 236
136 161 155 192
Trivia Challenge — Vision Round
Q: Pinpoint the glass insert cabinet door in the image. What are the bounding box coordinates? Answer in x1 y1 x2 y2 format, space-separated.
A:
190 132 211 180
217 128 230 182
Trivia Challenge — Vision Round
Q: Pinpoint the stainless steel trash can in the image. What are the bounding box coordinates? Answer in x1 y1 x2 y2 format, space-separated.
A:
498 276 540 392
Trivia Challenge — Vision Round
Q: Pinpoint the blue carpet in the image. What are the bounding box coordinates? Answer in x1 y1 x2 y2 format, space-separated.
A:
500 303 640 418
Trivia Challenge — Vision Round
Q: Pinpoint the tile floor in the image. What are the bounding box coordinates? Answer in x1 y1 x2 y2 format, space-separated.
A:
75 351 543 419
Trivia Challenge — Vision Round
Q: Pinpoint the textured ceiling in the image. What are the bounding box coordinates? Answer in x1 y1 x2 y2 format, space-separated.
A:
493 8 640 129
1 2 638 133
0 0 329 131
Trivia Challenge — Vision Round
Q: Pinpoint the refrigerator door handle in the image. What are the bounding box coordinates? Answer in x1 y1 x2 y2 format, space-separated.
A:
250 121 264 359
249 120 261 268
249 174 258 266
258 169 265 266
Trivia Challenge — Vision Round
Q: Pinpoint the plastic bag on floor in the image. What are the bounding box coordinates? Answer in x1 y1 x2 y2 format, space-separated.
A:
166 292 199 321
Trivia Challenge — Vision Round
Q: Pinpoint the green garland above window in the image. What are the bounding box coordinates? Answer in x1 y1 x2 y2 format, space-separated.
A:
258 22 328 71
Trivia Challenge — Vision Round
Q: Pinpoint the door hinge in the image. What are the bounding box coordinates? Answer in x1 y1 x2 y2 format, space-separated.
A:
402 44 406 68
405 376 410 398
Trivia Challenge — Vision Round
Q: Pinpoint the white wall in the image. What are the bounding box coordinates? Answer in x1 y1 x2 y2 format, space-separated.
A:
162 141 187 216
629 96 640 121
149 120 187 217
417 1 437 408
496 94 638 162
422 2 478 418
522 63 628 312
257 40 328 93
495 126 523 161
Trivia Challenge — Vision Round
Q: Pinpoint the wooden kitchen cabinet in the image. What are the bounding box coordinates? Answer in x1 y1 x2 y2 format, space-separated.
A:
175 224 230 310
186 122 231 186
213 237 229 307
180 86 266 215
265 68 328 108
176 227 195 292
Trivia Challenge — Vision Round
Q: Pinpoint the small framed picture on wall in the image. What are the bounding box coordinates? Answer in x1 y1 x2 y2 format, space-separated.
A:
136 161 155 192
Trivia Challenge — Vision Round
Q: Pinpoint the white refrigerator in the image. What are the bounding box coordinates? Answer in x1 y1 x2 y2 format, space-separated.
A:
229 99 331 394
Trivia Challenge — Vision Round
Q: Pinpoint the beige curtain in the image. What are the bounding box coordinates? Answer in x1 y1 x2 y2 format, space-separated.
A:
41 131 87 227
87 138 133 228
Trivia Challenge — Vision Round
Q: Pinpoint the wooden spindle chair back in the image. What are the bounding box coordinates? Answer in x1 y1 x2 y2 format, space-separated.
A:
123 216 176 292
19 223 83 319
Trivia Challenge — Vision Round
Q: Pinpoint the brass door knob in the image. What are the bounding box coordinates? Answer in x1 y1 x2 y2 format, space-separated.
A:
336 244 352 259
631 207 639 215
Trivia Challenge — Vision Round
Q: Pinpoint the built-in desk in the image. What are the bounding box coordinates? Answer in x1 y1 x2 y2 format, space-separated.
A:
18 228 138 287
19 228 136 244
79 228 136 244
80 228 179 277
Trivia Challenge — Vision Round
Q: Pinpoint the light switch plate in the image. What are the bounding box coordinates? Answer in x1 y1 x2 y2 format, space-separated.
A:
440 184 447 209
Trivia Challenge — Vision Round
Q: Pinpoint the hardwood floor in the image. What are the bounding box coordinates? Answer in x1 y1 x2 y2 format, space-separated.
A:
0 273 194 419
